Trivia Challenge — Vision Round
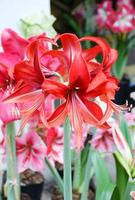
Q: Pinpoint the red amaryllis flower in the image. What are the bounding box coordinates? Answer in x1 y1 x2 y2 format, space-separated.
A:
5 32 119 150
4 35 58 131
42 33 118 149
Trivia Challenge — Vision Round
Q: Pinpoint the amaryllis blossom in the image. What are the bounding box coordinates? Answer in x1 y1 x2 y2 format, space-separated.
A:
96 0 135 33
42 34 119 149
91 128 115 152
43 127 63 166
117 0 133 9
96 0 113 29
0 29 29 124
111 6 135 33
5 31 119 150
16 130 46 173
4 35 62 132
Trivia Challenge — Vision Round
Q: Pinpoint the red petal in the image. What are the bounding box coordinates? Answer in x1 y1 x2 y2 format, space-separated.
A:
59 33 82 66
42 79 68 98
15 62 43 86
104 49 118 72
48 102 68 127
69 54 90 89
82 45 102 61
77 95 110 128
79 36 110 64
26 41 44 79
70 94 84 150
87 70 107 92
4 86 41 103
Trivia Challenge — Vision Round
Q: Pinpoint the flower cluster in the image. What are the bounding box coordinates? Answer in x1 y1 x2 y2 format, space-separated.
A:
0 28 119 172
96 0 135 33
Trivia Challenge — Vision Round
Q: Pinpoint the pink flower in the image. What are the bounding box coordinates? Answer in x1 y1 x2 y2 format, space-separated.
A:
0 28 30 124
44 127 64 166
96 0 135 33
111 6 135 33
16 130 46 173
91 128 115 152
96 1 113 29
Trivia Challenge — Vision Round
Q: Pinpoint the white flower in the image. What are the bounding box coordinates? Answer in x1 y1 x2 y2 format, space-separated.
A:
20 11 57 37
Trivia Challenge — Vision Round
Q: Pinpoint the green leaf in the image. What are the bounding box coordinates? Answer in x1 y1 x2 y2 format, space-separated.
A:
98 183 116 200
120 113 132 150
111 186 120 200
45 158 64 194
92 151 116 200
114 154 129 200
114 152 131 177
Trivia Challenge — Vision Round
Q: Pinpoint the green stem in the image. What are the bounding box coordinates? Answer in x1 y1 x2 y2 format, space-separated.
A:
73 152 81 191
64 118 72 200
45 158 64 194
81 149 93 200
6 123 20 200
0 171 3 200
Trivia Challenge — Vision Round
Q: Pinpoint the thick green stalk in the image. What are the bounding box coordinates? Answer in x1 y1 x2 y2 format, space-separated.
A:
6 123 20 200
81 149 93 200
45 158 64 194
0 171 3 200
73 152 81 191
64 118 72 200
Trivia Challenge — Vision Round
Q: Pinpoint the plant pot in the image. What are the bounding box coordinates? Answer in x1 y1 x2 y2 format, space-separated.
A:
115 74 135 107
51 186 95 200
20 169 44 200
21 193 32 200
2 169 44 200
